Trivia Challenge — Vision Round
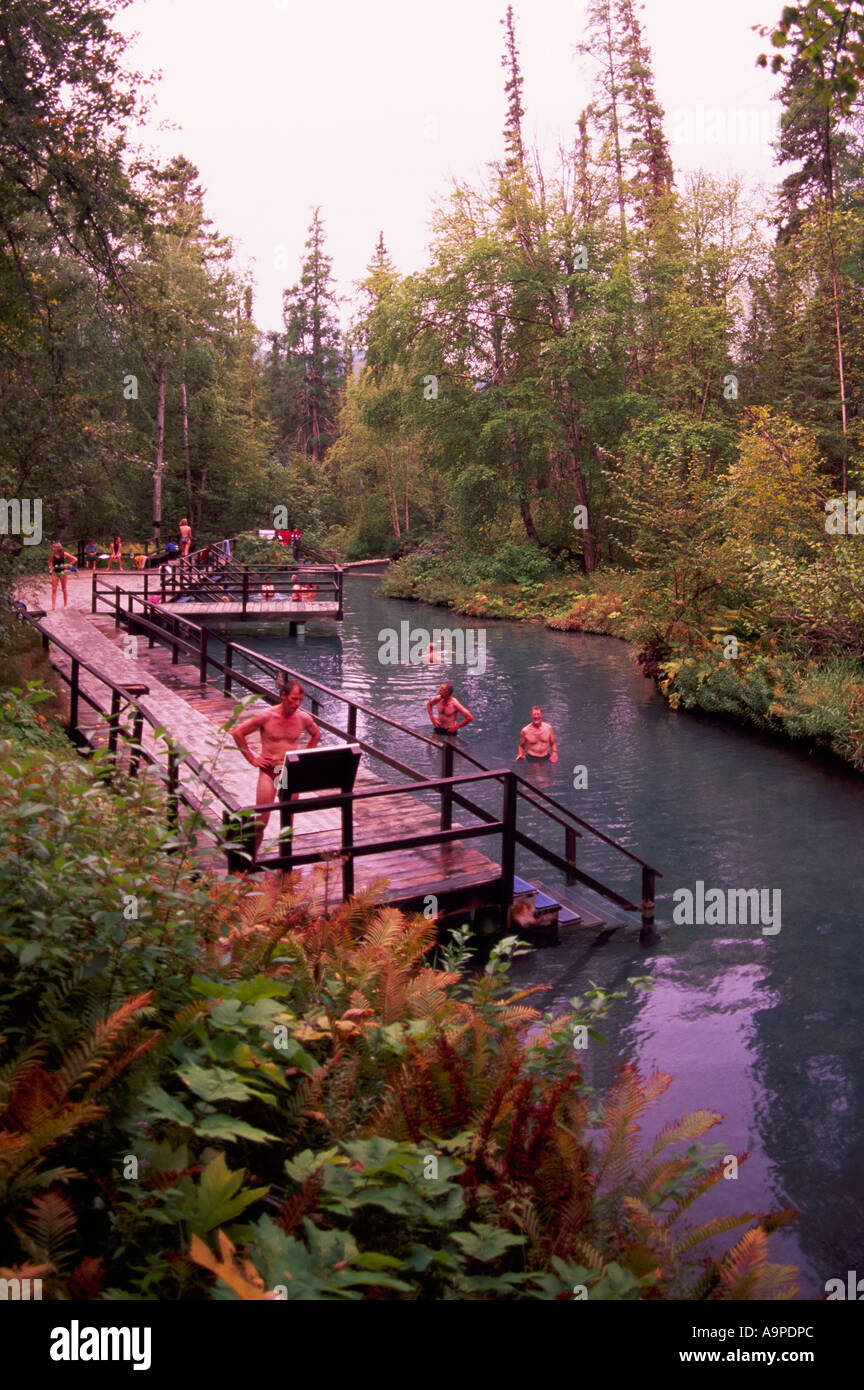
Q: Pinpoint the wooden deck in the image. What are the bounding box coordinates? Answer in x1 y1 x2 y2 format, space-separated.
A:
19 571 658 942
41 608 502 911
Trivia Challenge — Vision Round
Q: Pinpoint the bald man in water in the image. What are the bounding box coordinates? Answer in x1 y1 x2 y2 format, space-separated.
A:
516 705 558 762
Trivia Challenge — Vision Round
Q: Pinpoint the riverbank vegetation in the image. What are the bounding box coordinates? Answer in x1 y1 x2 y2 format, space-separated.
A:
0 657 798 1299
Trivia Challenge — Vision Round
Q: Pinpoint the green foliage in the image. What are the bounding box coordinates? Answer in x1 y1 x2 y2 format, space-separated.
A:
0 693 798 1299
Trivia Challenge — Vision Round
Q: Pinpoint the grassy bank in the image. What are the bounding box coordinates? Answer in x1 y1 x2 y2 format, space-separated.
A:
381 548 864 773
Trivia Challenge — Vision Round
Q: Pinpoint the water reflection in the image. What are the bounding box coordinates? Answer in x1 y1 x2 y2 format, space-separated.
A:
239 577 864 1297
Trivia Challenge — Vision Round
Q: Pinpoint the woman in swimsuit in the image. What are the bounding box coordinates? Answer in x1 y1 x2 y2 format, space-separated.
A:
179 519 192 557
49 542 77 610
427 682 473 735
106 536 123 571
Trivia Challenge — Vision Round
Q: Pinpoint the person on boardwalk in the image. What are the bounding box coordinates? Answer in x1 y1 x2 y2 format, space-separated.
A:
427 682 473 735
84 539 99 571
179 518 192 557
291 527 302 561
49 541 77 610
229 680 320 859
260 575 275 600
516 706 558 762
106 536 123 571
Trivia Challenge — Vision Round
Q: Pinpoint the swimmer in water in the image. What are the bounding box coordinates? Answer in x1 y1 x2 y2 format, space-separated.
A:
516 705 558 762
427 682 473 735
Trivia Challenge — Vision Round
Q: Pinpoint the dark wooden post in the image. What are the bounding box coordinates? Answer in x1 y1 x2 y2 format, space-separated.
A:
641 867 656 931
114 586 121 629
223 809 257 874
144 571 149 604
310 697 319 718
224 642 233 695
346 704 357 739
129 707 144 779
91 570 97 614
166 746 179 834
277 775 293 874
199 626 208 684
161 564 166 602
565 826 578 886
108 688 121 768
69 659 80 736
499 771 517 923
341 789 355 900
242 568 248 617
171 616 179 665
440 739 453 831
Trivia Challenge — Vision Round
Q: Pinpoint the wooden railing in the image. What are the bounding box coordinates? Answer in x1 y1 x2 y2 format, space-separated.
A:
86 583 662 928
158 553 344 619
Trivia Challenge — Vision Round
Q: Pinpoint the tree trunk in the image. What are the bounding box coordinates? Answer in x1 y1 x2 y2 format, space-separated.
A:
152 359 167 546
180 368 192 515
385 448 401 538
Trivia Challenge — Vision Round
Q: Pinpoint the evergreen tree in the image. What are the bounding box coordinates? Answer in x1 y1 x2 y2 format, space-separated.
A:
281 208 343 461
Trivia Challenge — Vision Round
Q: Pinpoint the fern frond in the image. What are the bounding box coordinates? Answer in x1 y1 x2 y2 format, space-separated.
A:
673 1211 762 1257
717 1227 768 1299
58 992 154 1092
648 1110 722 1157
14 1190 78 1274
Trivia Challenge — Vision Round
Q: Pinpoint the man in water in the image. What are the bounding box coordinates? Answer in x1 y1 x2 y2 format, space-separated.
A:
516 706 558 762
229 679 320 859
427 682 473 735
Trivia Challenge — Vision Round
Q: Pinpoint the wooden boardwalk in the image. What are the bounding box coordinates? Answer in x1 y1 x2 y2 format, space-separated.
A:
18 569 662 941
31 583 502 911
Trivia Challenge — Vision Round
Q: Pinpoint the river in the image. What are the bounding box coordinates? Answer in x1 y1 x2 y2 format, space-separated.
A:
241 574 864 1298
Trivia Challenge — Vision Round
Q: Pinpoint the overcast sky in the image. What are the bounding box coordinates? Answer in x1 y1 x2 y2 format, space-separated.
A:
118 0 784 332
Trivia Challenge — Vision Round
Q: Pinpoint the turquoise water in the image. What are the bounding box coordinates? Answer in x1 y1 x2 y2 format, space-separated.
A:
240 576 864 1297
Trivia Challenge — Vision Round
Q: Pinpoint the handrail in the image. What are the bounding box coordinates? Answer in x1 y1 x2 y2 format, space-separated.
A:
24 592 662 929
25 615 245 839
91 582 662 918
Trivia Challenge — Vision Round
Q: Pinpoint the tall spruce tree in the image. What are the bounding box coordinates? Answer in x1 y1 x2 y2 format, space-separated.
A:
281 208 343 461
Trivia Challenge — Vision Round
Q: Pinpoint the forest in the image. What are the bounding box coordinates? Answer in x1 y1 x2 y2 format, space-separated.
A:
2 0 864 1315
3 1 864 762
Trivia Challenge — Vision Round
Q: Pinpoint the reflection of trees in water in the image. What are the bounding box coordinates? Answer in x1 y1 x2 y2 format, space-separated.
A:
749 934 864 1293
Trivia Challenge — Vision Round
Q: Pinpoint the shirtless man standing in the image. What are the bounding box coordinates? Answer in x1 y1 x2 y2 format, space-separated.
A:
229 680 320 857
427 682 473 735
516 706 558 762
